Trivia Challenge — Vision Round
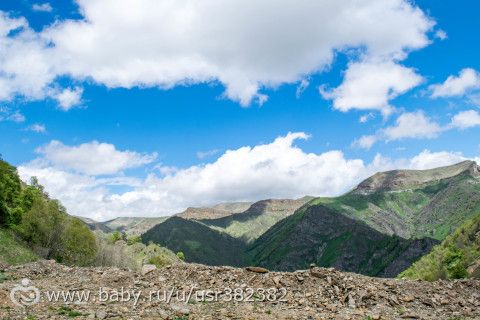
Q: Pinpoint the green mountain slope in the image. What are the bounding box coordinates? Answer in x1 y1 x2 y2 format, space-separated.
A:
247 204 438 276
400 212 480 280
177 201 253 220
201 198 312 243
315 161 480 240
101 217 168 235
142 216 247 266
0 228 38 266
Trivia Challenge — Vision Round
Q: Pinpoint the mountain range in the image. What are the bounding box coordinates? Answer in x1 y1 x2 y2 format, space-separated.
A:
84 161 480 278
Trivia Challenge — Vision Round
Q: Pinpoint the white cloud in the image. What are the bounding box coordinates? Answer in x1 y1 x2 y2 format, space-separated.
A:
353 135 378 150
53 87 83 111
295 79 310 98
18 132 478 221
355 109 480 149
359 113 375 123
0 0 433 106
0 13 55 102
35 140 158 175
26 123 46 133
0 107 25 122
354 111 443 149
196 149 220 160
383 111 443 140
408 150 467 170
32 3 53 12
450 110 480 129
430 68 480 98
320 60 423 114
435 29 447 40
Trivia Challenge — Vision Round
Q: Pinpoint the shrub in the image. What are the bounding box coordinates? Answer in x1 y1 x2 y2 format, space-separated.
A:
127 235 142 245
108 231 124 243
149 254 175 268
176 251 186 261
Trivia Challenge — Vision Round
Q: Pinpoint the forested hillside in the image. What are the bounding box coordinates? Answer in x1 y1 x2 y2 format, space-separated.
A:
400 212 480 280
0 158 96 266
0 158 182 271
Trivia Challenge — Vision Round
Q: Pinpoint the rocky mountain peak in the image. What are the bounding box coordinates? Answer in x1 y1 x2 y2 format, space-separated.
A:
353 160 479 195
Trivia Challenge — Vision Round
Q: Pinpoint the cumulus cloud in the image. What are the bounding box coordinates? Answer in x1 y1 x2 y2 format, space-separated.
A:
354 111 444 149
0 0 433 107
0 12 55 102
52 87 83 111
450 110 480 129
434 29 448 40
430 68 480 98
18 133 478 221
35 140 158 175
355 109 480 149
321 60 423 114
408 150 468 170
383 111 443 140
352 135 378 150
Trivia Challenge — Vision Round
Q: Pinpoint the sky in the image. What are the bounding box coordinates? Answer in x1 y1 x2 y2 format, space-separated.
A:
1 0 480 221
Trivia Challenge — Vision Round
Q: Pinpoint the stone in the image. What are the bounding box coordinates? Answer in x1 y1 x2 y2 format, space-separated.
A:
96 310 107 319
141 264 157 276
171 304 190 315
402 295 415 302
246 266 269 273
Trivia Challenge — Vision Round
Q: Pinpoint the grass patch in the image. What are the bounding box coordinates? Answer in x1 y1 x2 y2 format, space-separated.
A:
58 306 83 317
0 228 38 265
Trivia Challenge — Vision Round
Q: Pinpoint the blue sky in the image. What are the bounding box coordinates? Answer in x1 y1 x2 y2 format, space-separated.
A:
1 0 479 220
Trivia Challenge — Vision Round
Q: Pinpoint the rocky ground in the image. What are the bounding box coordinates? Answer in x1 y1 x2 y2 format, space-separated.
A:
1 260 479 320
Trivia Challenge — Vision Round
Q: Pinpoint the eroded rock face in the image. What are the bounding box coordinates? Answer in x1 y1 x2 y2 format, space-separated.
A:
1 260 479 320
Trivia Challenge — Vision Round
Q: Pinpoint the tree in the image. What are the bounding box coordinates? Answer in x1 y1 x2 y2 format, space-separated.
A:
60 218 97 266
17 197 67 258
0 160 23 226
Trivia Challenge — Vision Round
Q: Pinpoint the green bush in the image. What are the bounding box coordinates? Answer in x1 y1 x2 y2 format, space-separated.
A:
149 255 172 268
176 251 185 261
127 235 142 245
108 231 124 243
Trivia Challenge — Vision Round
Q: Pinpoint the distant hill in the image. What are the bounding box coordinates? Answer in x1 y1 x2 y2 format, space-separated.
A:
400 211 480 280
88 202 254 236
101 217 169 235
247 204 438 277
142 216 247 266
36 160 480 278
202 197 313 243
141 198 313 266
176 201 253 220
77 216 113 233
315 161 480 240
